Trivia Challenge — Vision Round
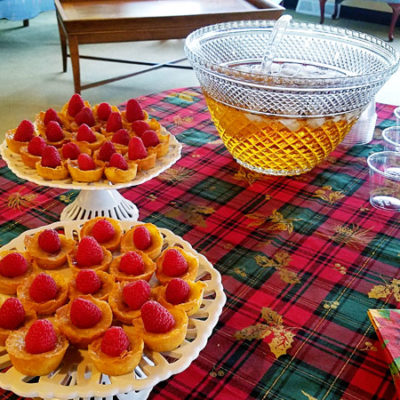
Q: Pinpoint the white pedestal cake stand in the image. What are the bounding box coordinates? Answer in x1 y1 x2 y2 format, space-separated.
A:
0 221 226 400
0 135 182 221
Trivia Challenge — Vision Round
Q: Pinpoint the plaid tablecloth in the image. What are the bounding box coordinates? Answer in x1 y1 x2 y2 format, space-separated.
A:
0 87 399 400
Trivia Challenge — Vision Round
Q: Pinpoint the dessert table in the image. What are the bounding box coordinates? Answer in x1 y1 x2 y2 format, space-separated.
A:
0 86 399 399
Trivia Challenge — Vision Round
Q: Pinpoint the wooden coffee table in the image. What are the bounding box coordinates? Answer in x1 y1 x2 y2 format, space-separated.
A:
55 0 284 93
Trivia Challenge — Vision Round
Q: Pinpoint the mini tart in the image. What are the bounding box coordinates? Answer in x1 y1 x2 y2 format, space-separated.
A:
55 295 113 348
92 103 120 127
80 217 123 252
72 132 105 152
147 118 161 132
0 309 36 346
59 100 91 130
104 161 138 184
121 109 149 129
67 159 105 182
24 232 75 270
17 273 69 316
6 322 69 376
67 244 112 273
20 145 41 169
88 325 144 376
130 152 156 171
147 132 170 159
0 251 34 295
134 306 188 352
109 282 156 324
156 280 207 316
120 223 163 260
109 251 156 282
42 129 71 149
35 110 62 136
5 129 35 154
69 270 114 301
155 247 199 285
35 160 69 180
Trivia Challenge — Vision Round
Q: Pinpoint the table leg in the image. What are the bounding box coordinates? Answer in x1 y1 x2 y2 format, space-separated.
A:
68 35 81 94
388 3 400 41
23 19 29 27
319 0 326 23
56 13 68 73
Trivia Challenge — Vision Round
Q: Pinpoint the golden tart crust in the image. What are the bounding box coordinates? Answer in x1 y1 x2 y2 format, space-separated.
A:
72 132 105 153
67 159 105 183
67 244 112 273
147 132 170 159
88 325 144 376
69 270 114 301
0 309 36 346
20 145 41 169
120 223 163 260
5 129 34 154
55 295 113 348
104 161 138 184
131 152 156 171
36 160 69 180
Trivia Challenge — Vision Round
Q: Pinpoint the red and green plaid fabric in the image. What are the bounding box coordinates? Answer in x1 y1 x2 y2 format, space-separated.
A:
0 87 399 400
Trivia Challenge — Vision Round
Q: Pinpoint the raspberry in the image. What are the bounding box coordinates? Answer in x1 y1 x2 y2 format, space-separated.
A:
141 301 175 333
162 249 188 277
41 145 61 168
70 297 102 328
98 141 116 162
78 153 96 171
109 153 128 170
165 278 190 305
131 120 151 137
67 94 85 117
91 219 116 243
0 298 25 330
141 130 160 147
75 269 102 294
125 99 144 122
44 108 61 126
101 326 129 357
97 102 112 121
38 229 61 253
62 142 81 160
133 226 152 250
25 319 57 354
112 129 130 146
75 106 95 127
0 252 28 278
77 123 96 143
29 273 58 303
14 120 35 142
45 121 64 142
106 112 122 132
128 137 147 160
76 236 104 267
122 280 151 310
119 251 145 275
27 136 46 156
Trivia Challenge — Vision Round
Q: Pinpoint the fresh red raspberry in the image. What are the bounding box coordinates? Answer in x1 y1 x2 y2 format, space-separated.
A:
106 112 122 132
128 137 147 160
14 120 35 142
29 273 58 303
76 236 104 267
62 142 81 160
109 153 128 170
67 94 85 117
97 102 112 121
41 145 61 168
75 106 95 127
162 249 188 277
45 121 64 142
78 153 96 171
77 123 96 143
91 219 116 243
112 129 130 146
27 136 46 156
101 326 130 357
133 225 152 250
119 251 145 275
0 252 28 278
0 298 25 330
44 108 62 125
98 141 116 162
141 301 175 333
38 229 61 253
25 319 57 354
70 297 102 328
75 269 102 294
131 120 151 137
125 99 144 122
141 130 160 147
122 280 151 310
165 278 190 305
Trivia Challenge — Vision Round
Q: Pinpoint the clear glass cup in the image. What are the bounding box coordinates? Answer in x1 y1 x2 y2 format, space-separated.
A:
382 126 400 151
394 107 400 125
367 151 400 211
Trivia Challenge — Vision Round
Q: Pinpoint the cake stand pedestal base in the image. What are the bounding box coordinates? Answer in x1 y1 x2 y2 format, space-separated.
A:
60 189 139 221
